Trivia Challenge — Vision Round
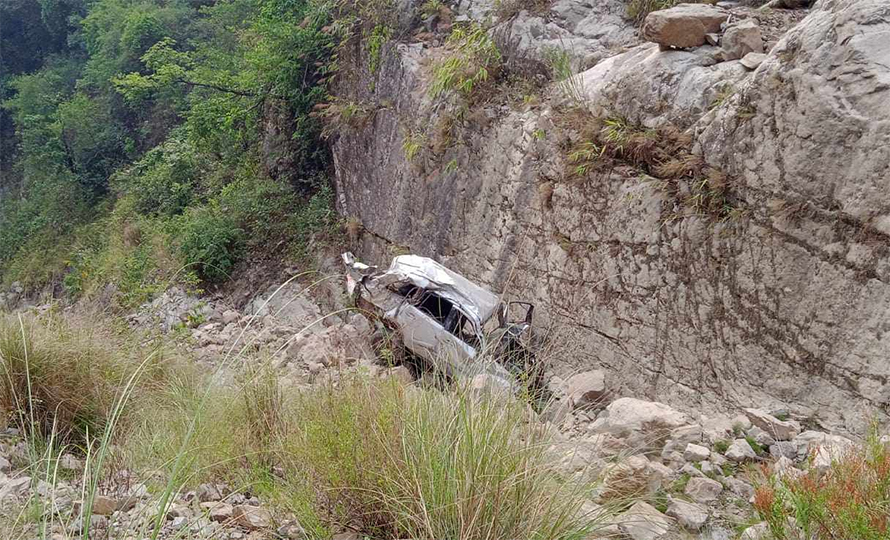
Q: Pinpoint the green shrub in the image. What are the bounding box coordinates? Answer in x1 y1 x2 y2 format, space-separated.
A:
172 207 244 283
429 23 501 101
366 24 391 73
115 133 203 217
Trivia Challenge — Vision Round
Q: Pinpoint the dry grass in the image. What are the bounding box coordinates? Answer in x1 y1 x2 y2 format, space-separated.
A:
558 110 744 222
0 298 614 540
753 429 890 540
0 312 175 445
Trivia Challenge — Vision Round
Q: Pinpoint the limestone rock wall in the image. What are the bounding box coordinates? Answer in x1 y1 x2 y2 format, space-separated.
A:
330 0 890 434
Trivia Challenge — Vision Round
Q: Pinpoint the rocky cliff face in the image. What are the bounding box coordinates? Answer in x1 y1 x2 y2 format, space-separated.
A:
330 0 890 434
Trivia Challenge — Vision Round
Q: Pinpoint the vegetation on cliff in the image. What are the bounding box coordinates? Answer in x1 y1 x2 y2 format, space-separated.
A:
0 0 340 301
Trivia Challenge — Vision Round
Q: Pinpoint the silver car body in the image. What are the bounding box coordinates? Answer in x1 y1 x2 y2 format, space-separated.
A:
342 252 524 383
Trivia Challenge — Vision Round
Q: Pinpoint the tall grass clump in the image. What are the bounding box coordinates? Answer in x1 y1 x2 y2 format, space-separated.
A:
753 427 890 539
429 23 502 102
626 0 687 25
0 313 169 445
544 46 584 104
121 368 607 540
282 376 602 539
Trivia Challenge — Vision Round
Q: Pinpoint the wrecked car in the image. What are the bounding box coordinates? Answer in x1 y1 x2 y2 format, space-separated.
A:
342 252 537 387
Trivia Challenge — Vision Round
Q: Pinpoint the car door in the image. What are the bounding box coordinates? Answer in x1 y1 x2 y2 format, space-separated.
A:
392 290 477 377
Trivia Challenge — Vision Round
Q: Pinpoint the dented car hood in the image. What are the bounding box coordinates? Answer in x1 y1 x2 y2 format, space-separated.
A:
383 255 500 328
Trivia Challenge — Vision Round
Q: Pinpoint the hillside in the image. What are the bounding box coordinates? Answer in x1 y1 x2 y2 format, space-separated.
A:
1 0 890 538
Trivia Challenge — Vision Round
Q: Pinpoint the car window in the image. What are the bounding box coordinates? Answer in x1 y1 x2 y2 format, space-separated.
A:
447 310 479 347
397 285 454 325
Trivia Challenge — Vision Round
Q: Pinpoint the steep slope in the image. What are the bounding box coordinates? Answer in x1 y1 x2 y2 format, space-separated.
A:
330 0 890 433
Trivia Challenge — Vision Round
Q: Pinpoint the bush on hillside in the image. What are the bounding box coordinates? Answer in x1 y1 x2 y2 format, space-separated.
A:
172 207 244 283
114 133 204 217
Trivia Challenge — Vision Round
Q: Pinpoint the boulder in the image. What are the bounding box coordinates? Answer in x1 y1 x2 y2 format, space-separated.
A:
383 365 414 385
747 426 775 446
91 495 118 516
725 477 755 500
743 409 800 441
469 373 512 397
684 477 723 503
642 3 729 49
222 310 240 325
773 456 804 480
617 501 673 540
277 520 308 539
565 370 607 409
666 498 708 530
725 438 757 462
663 425 704 455
197 483 223 503
793 431 854 464
699 461 719 476
721 20 762 60
769 441 797 461
740 51 766 69
740 523 770 540
591 398 691 440
232 504 273 529
59 454 82 471
203 502 234 523
684 443 710 462
680 463 706 478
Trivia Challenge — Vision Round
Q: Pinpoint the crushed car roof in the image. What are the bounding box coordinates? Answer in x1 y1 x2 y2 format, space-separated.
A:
386 255 500 326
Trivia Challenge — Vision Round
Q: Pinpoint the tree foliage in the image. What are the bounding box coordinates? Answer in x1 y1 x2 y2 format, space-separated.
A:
0 0 343 295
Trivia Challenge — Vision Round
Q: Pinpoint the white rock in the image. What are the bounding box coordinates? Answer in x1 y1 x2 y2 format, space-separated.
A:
773 456 804 480
725 477 755 500
769 441 797 460
91 494 118 516
740 522 770 540
232 504 272 529
203 502 234 522
680 463 706 478
469 373 512 398
565 370 607 409
59 454 82 471
740 52 767 70
666 498 708 530
747 426 774 446
722 20 762 60
222 310 240 325
617 501 673 540
684 443 710 462
744 409 800 441
383 365 414 385
197 483 223 503
725 438 757 462
700 461 719 476
684 477 723 503
591 398 691 439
